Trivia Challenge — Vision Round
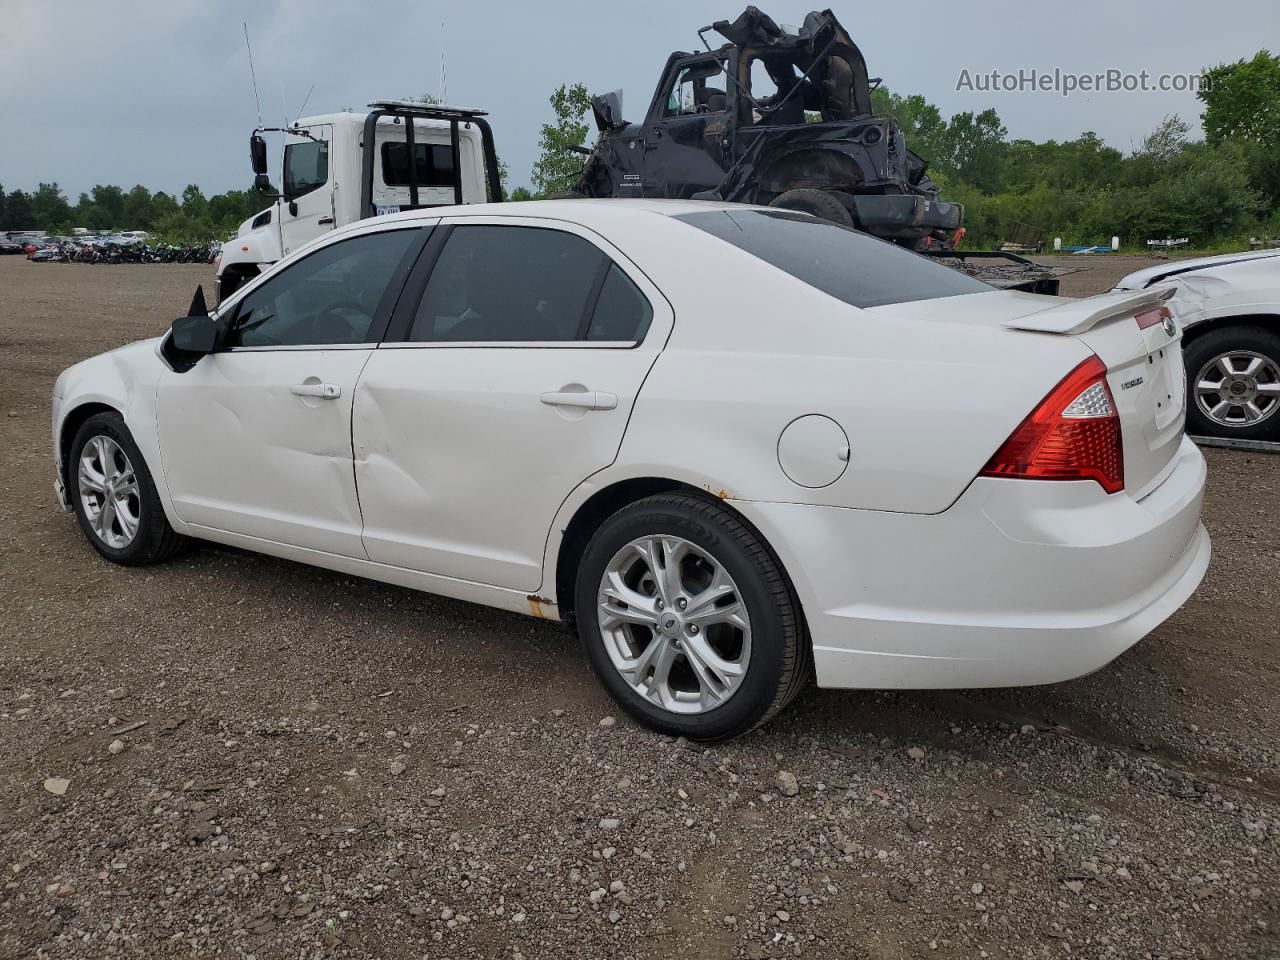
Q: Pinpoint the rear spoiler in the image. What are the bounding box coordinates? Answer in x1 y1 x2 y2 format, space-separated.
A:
1003 287 1175 335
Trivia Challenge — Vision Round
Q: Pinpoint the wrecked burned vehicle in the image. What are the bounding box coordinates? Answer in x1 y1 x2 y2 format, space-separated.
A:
569 6 962 245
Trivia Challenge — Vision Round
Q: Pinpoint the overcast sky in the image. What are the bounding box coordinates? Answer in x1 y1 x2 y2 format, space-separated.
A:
2 1 1276 200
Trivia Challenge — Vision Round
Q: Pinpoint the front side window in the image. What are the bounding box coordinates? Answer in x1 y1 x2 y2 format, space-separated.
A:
381 142 456 189
230 229 419 347
409 226 609 342
283 138 329 200
674 209 991 308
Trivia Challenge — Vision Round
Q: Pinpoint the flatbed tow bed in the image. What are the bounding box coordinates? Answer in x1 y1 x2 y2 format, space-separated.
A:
924 250 1084 296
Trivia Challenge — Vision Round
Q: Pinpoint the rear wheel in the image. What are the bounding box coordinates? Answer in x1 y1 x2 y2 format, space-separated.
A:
575 494 810 740
1184 325 1280 441
69 412 188 565
769 188 853 227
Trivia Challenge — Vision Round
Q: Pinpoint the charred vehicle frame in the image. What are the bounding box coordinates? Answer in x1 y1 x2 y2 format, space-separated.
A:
569 6 962 246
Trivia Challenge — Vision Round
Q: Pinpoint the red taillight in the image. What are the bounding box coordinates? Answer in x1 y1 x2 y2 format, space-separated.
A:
980 355 1124 494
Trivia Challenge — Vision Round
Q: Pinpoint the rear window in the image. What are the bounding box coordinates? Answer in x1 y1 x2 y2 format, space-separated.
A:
674 209 991 308
381 142 456 188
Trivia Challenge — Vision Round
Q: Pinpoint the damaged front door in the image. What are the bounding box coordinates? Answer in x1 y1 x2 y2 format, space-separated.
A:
643 55 734 198
155 227 425 559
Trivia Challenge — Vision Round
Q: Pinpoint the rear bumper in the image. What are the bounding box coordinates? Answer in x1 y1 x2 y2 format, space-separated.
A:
851 194 964 237
735 436 1209 689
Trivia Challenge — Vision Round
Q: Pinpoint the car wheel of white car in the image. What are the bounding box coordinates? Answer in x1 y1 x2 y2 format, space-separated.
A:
69 412 188 565
576 493 811 740
1184 326 1280 441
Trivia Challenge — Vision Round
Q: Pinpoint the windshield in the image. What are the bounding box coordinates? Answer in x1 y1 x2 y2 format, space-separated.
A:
674 209 991 308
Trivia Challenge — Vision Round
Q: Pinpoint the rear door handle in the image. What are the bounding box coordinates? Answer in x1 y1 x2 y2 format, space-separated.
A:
317 217 334 225
540 390 618 411
291 382 342 399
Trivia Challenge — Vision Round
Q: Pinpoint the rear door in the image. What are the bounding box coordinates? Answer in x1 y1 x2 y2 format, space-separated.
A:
352 216 672 591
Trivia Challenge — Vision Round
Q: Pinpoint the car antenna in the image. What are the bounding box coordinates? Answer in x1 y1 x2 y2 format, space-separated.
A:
243 22 263 127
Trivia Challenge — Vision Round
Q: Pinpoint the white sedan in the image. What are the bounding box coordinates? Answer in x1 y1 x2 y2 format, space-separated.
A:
51 200 1210 740
1113 250 1280 441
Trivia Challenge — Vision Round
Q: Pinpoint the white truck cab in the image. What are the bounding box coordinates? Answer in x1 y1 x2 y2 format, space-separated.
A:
216 100 501 302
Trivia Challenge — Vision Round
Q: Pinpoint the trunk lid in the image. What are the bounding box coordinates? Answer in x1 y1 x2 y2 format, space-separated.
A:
1003 287 1185 499
887 287 1186 499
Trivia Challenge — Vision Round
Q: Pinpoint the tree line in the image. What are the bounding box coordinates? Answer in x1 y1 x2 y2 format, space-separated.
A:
0 182 269 242
4 50 1277 250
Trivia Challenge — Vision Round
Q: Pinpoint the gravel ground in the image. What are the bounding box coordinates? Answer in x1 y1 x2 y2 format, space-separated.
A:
0 256 1277 960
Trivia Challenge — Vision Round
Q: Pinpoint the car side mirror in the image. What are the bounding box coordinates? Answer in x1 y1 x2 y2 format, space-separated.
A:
250 133 268 175
170 315 219 355
592 91 626 131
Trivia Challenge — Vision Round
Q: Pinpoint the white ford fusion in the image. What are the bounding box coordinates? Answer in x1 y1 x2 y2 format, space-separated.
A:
52 200 1210 740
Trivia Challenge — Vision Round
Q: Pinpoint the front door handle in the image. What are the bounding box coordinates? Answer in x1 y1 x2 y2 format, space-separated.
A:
540 390 618 411
291 382 342 399
317 217 334 226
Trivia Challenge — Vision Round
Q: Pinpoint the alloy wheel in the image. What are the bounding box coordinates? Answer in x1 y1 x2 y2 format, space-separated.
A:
78 435 141 549
1194 351 1280 428
597 535 751 714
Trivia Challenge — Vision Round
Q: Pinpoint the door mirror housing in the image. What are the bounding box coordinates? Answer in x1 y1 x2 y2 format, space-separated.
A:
592 91 626 131
250 133 268 175
170 315 219 355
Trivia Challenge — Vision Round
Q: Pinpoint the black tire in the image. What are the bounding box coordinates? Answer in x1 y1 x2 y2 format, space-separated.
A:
575 493 810 741
769 188 854 227
1182 325 1280 442
69 412 189 565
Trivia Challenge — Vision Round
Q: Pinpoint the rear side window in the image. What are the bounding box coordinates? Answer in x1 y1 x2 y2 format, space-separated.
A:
588 265 653 341
410 226 609 342
674 209 991 308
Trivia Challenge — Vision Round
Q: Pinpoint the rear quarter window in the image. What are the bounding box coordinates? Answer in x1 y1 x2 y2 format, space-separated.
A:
674 209 991 308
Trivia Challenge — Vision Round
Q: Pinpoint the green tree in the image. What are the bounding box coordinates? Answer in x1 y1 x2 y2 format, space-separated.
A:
6 189 34 228
181 184 209 220
123 185 154 228
89 185 125 225
31 182 73 231
509 186 535 202
942 109 1008 193
531 82 592 197
1198 50 1280 147
0 184 8 230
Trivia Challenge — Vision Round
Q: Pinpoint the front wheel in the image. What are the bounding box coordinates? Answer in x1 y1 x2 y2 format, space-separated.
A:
575 494 810 740
69 412 189 565
1183 325 1280 441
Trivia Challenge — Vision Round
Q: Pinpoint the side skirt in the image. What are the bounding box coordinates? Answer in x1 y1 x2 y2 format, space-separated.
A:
187 524 562 622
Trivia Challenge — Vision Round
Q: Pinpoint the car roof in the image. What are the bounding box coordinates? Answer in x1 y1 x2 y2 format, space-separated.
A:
365 198 772 233
1115 249 1280 289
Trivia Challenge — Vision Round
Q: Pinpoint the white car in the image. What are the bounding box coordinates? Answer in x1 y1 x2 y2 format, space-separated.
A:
1113 250 1280 441
51 200 1211 740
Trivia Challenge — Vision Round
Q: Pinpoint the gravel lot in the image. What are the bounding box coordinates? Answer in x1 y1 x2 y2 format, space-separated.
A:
0 255 1277 959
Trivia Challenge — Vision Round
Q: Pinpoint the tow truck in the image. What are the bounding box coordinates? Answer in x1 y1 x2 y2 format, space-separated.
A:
215 100 502 302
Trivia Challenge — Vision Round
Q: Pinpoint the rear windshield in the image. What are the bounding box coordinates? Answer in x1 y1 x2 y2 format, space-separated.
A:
674 209 991 308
